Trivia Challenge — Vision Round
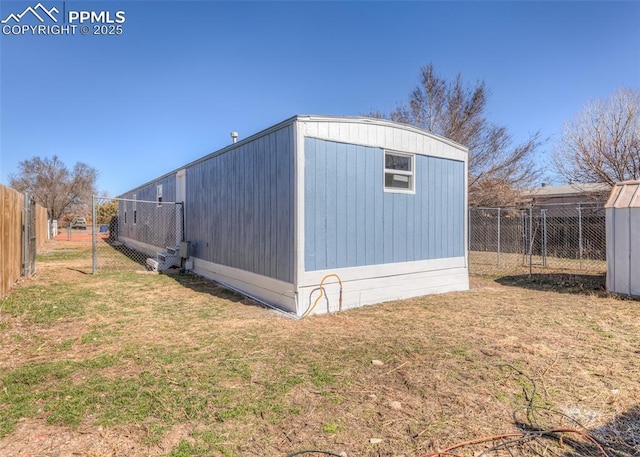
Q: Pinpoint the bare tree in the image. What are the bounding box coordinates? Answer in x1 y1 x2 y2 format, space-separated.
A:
366 64 543 206
553 87 640 186
9 155 98 220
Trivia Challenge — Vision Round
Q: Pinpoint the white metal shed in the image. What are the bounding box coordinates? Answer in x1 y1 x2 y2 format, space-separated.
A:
605 180 640 297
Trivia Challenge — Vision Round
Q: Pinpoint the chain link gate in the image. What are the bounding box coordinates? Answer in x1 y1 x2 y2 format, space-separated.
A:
469 202 606 276
91 196 184 273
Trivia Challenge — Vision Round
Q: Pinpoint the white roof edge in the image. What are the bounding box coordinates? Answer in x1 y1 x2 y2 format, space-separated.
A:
294 114 469 152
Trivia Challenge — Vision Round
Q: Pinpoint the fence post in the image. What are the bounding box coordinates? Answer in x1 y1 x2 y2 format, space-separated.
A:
467 207 471 259
92 195 97 274
521 210 526 265
22 193 30 277
497 207 501 267
578 203 583 270
542 209 547 268
528 205 533 279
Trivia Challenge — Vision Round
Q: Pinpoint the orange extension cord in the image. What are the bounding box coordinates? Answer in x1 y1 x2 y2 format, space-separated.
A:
302 273 343 318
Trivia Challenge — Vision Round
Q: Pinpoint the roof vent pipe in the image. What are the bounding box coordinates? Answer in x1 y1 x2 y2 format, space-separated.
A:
230 131 238 144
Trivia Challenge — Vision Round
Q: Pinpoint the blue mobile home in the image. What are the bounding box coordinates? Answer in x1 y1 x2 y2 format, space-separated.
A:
118 115 469 316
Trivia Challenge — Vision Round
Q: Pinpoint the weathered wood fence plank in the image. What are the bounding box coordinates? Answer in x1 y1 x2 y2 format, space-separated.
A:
0 184 49 299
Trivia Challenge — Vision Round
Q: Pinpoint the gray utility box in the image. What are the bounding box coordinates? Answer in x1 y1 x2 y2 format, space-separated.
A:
179 241 191 259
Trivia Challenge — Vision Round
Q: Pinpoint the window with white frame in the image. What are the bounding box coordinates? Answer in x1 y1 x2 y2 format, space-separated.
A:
384 151 415 192
157 185 163 206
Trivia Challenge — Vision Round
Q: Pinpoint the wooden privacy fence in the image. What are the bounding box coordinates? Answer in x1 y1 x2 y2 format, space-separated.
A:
0 184 49 299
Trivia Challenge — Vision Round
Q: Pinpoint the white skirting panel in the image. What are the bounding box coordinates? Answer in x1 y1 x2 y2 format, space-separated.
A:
297 258 469 316
191 257 297 314
187 256 468 317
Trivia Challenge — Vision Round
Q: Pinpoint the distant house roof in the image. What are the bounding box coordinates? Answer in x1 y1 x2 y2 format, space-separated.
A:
605 180 640 208
522 183 611 200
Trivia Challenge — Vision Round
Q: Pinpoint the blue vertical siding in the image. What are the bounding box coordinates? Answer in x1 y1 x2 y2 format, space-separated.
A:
304 137 465 271
185 125 294 283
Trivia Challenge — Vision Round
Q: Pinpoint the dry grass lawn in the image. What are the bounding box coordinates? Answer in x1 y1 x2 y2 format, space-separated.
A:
0 240 638 456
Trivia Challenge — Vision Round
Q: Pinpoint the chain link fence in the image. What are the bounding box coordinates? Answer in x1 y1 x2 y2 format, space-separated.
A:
92 197 184 273
469 202 606 276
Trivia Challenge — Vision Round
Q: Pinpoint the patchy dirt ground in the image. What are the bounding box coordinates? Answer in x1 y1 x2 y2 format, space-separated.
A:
0 240 638 457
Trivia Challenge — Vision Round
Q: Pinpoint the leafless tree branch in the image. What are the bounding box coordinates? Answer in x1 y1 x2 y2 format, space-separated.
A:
553 87 640 187
9 155 98 220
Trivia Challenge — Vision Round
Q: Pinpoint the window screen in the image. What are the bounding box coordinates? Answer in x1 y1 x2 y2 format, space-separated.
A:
384 151 415 192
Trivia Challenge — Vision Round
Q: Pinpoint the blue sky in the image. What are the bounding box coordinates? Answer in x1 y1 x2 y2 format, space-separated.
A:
1 1 639 196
